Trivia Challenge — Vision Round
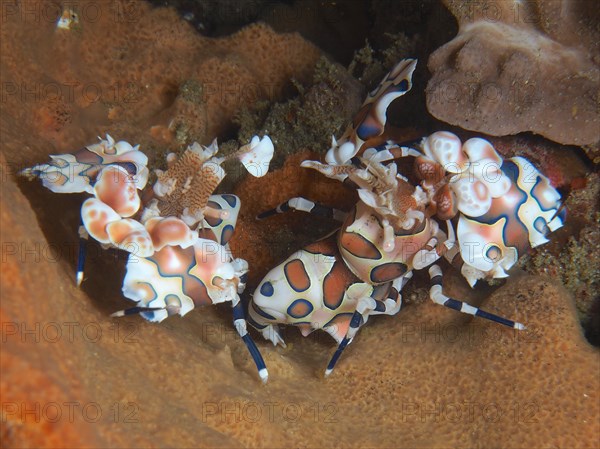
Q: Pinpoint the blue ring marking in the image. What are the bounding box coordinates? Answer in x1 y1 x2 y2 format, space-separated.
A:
147 251 194 280
221 194 238 208
485 244 502 262
357 122 381 141
205 201 223 227
533 217 549 235
530 175 560 213
287 299 314 319
259 281 274 297
164 294 182 311
220 224 234 245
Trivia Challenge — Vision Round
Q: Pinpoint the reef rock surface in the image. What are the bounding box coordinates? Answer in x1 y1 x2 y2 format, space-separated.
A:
1 1 599 448
426 0 599 146
0 0 320 161
2 152 600 447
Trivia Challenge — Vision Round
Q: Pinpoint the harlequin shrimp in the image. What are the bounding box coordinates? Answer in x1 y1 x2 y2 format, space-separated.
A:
247 59 565 376
21 134 275 382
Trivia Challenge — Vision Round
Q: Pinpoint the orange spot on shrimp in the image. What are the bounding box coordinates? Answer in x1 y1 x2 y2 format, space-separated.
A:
370 262 407 284
323 261 358 310
340 232 382 260
284 259 311 292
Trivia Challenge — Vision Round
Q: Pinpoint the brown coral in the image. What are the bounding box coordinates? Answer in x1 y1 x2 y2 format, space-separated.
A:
426 0 599 146
2 153 599 447
0 0 321 164
2 1 599 448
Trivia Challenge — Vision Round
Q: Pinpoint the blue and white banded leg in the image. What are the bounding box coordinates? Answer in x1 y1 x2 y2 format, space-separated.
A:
76 223 88 287
325 276 408 377
257 197 347 222
231 293 269 383
111 306 165 317
412 220 456 271
428 264 525 330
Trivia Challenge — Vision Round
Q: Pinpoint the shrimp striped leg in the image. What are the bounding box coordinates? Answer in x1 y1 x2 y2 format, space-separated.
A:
412 220 456 270
231 294 269 383
216 262 268 383
428 265 525 330
256 197 347 221
76 224 88 287
111 306 165 317
325 278 406 377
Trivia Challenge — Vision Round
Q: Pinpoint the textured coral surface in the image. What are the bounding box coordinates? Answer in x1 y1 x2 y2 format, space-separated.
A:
1 1 599 448
426 0 599 146
0 0 320 160
2 154 599 447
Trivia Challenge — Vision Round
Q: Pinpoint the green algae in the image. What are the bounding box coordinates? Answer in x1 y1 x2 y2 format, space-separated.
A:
234 56 363 168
